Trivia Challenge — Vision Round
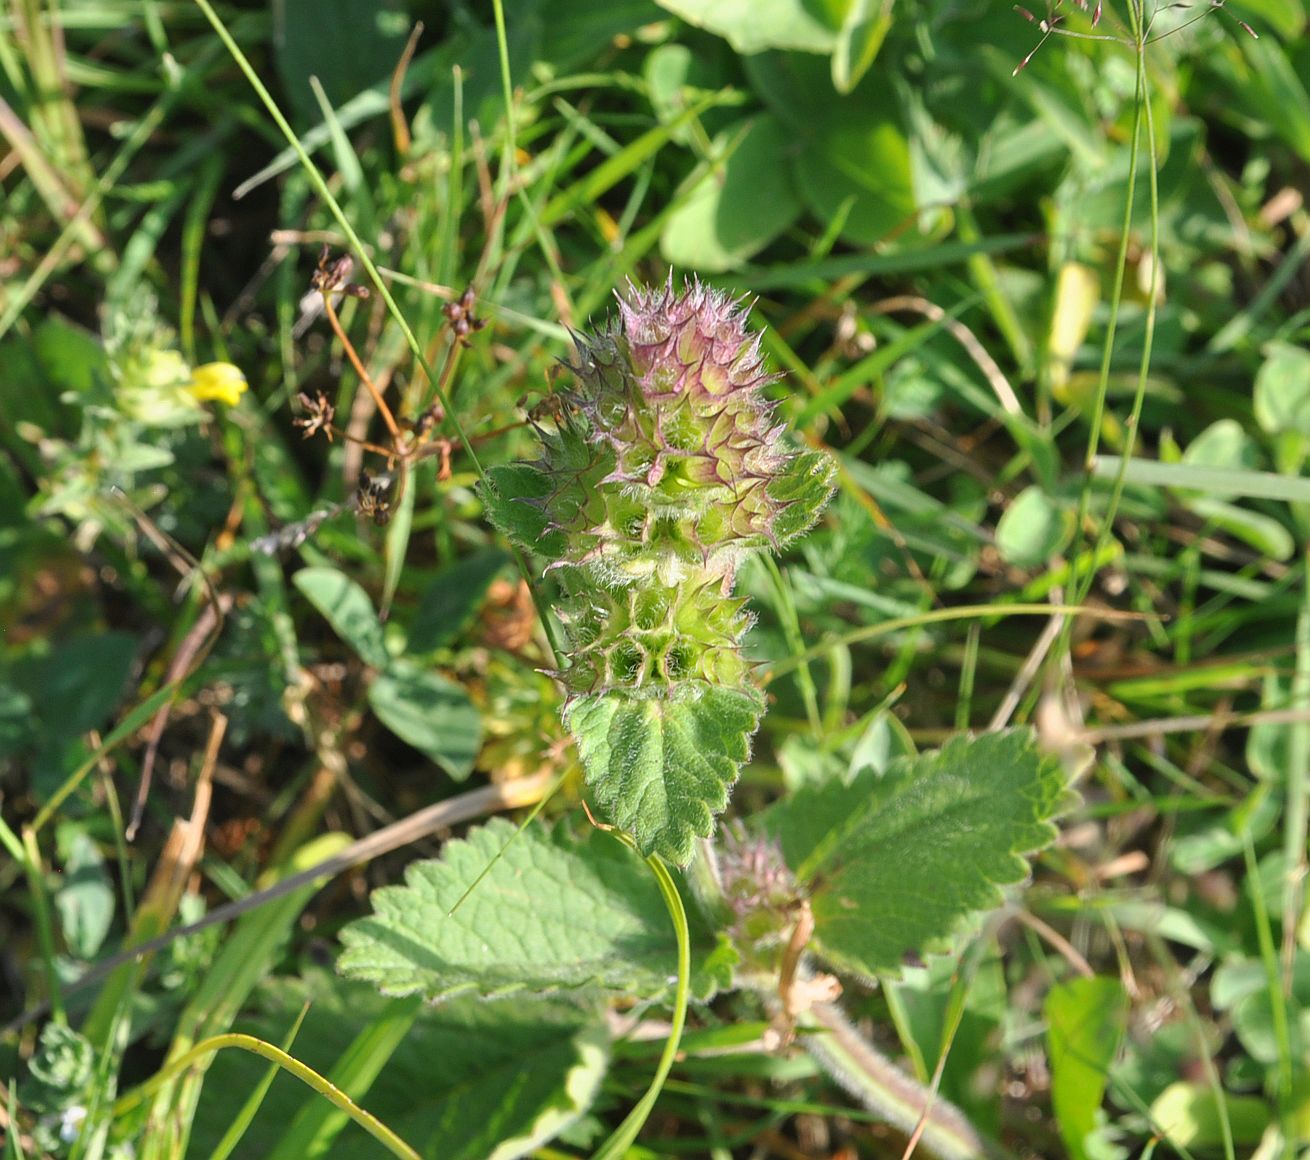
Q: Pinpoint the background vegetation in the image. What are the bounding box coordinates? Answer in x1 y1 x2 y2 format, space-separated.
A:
3 0 1310 1156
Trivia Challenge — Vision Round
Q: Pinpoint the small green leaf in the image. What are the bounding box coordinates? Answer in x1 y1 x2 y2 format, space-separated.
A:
996 486 1074 569
566 683 765 865
1254 341 1310 436
293 567 388 668
1149 1082 1270 1151
831 0 893 93
481 464 568 560
1045 976 1129 1160
368 661 481 779
32 318 109 396
766 730 1072 979
339 818 733 1002
1169 787 1280 875
1218 950 1310 1065
408 549 512 654
112 444 176 473
1181 418 1260 486
661 116 804 273
655 0 839 54
54 827 115 961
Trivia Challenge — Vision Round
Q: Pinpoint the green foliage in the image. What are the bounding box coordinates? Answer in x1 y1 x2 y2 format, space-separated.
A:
294 568 390 669
294 565 483 778
6 0 1310 1156
339 818 735 1002
660 116 803 272
188 973 608 1160
367 664 483 779
1045 977 1129 1160
407 550 511 654
565 683 765 865
22 1024 94 1116
762 730 1073 979
995 485 1075 568
53 824 115 961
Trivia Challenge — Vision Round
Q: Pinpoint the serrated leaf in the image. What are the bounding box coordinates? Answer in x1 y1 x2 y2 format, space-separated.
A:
339 818 734 1002
368 661 482 779
770 449 838 550
481 464 568 560
765 730 1072 979
1045 976 1128 1160
402 1002 607 1160
566 683 765 865
293 566 388 668
408 549 512 654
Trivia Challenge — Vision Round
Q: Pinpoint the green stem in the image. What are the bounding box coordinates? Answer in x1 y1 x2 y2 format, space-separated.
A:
956 201 1032 375
593 848 691 1160
1059 0 1155 666
1241 833 1290 1157
112 1032 421 1160
1084 1 1160 597
21 827 66 1026
1283 580 1310 1034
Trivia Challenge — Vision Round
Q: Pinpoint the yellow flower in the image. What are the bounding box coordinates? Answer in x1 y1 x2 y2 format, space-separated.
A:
187 362 248 407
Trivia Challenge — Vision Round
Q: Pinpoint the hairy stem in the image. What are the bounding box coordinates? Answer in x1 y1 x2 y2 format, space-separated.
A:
801 1001 1009 1160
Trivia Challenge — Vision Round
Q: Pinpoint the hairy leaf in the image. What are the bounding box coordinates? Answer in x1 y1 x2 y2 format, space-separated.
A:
339 818 735 1001
765 730 1073 978
769 448 840 550
481 463 567 560
567 683 765 865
